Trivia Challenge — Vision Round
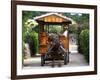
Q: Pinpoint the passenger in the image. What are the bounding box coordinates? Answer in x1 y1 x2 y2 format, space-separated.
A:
63 26 68 37
63 30 68 37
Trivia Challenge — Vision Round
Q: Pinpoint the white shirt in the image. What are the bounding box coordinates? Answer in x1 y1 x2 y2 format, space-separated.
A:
63 30 68 37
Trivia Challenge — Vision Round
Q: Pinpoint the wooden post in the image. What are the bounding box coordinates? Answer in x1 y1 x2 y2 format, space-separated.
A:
37 21 44 32
36 21 44 55
48 24 49 33
67 24 70 62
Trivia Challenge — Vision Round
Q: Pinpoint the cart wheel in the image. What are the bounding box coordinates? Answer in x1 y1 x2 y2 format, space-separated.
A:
41 55 45 66
51 60 55 67
64 53 67 65
67 52 70 63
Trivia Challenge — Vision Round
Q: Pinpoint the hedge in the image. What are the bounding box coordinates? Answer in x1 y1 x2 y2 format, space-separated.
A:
29 31 38 56
79 29 89 63
23 31 38 56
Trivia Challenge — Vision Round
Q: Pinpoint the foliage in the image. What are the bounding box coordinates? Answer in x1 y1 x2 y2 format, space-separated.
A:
79 29 89 63
28 31 38 56
48 25 62 33
69 24 78 34
64 13 89 29
22 11 39 56
22 11 33 34
64 13 89 35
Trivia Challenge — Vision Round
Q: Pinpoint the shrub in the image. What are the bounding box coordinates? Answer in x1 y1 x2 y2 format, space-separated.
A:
23 30 38 56
29 31 38 56
79 29 89 63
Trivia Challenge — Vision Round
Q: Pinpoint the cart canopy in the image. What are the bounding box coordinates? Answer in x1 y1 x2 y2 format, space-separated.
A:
34 13 74 24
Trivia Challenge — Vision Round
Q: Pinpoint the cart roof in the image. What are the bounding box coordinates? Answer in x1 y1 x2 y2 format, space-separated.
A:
34 13 74 24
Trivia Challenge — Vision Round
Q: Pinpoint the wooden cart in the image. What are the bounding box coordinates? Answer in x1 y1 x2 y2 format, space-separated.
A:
34 13 72 66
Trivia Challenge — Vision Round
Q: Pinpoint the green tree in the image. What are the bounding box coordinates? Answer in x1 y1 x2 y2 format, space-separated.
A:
22 11 39 56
